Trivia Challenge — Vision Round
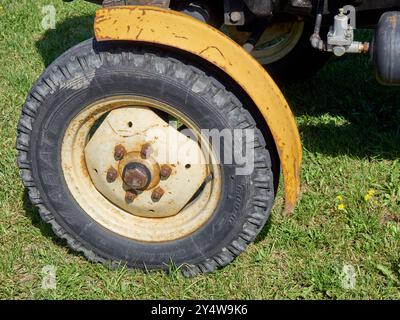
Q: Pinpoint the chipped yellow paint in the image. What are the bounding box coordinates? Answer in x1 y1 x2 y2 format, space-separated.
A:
94 6 302 212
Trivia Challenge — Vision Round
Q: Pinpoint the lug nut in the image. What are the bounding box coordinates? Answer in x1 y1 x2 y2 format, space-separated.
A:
114 144 126 161
125 190 137 203
140 143 153 159
106 166 118 183
160 164 172 180
151 187 165 202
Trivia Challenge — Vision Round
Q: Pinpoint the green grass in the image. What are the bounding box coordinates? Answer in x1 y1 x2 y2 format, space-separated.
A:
0 0 399 299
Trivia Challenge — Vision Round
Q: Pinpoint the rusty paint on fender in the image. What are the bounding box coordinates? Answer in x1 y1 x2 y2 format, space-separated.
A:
94 6 302 212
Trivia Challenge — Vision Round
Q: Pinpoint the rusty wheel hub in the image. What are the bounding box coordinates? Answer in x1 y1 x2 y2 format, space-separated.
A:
122 162 151 190
82 102 211 219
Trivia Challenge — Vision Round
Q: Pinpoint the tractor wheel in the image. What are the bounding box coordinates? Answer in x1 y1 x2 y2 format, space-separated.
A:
225 21 330 81
17 39 277 275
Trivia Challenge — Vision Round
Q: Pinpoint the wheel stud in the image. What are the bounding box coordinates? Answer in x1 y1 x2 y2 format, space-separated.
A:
151 187 164 202
106 166 118 183
160 164 172 180
125 190 137 203
114 144 126 161
140 143 153 159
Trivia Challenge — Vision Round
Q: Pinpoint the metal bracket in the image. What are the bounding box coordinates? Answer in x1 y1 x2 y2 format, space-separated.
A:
343 5 356 28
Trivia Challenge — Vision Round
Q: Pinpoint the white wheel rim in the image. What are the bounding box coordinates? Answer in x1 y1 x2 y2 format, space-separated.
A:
61 96 221 242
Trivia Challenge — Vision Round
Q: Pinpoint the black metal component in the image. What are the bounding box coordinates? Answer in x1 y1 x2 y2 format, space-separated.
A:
243 19 270 52
349 1 400 27
372 11 400 85
291 0 312 8
172 0 223 27
174 1 211 23
351 1 400 11
243 0 273 16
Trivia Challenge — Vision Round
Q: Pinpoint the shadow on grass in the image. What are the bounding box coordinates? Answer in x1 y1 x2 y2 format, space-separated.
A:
280 30 399 160
22 190 82 258
36 15 95 67
23 189 55 240
282 53 400 160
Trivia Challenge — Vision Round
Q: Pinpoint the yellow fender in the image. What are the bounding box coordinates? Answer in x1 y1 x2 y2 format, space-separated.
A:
94 6 302 212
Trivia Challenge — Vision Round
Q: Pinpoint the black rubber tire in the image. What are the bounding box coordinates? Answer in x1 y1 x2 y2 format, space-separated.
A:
17 39 276 276
263 23 330 82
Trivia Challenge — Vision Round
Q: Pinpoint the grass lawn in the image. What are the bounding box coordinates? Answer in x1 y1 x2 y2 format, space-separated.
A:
0 0 399 299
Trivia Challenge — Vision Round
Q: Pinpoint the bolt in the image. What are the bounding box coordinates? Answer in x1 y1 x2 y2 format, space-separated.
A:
151 187 165 202
125 190 137 203
123 162 151 190
229 11 242 23
114 144 126 161
140 143 153 159
160 164 172 180
106 166 118 183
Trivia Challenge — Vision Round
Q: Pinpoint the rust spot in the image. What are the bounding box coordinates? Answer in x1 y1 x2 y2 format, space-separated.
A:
172 33 188 40
95 17 108 24
199 46 226 60
135 28 144 40
97 36 113 41
361 42 370 53
80 155 90 178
